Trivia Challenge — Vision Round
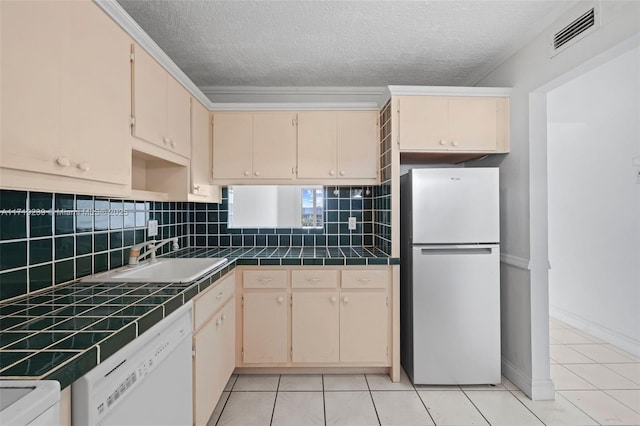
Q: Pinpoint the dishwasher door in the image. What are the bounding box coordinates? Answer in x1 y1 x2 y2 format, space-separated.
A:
72 302 193 426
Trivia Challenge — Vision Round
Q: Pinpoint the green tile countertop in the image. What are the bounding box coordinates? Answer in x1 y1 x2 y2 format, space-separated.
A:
0 246 398 388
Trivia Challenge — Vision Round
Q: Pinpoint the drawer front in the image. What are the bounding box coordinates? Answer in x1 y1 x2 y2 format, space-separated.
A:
341 269 389 289
243 270 288 289
291 270 338 289
194 274 235 330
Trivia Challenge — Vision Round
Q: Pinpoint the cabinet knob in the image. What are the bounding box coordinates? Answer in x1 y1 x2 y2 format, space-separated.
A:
439 139 447 146
163 137 170 145
330 296 337 303
216 291 224 299
170 140 176 148
244 170 250 176
193 184 201 192
329 169 336 176
221 313 226 321
254 171 260 176
77 162 90 172
342 296 349 304
216 318 222 326
452 141 459 147
277 296 285 303
339 170 345 176
55 157 70 167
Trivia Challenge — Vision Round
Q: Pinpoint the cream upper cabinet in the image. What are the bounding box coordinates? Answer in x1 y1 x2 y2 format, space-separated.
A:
397 95 509 153
297 112 338 178
336 111 379 179
213 112 296 181
189 99 220 202
212 112 253 179
253 112 297 179
291 292 340 363
1 0 131 188
132 45 191 158
297 111 378 180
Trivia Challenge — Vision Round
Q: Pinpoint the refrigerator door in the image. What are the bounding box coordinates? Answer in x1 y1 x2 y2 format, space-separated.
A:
410 168 499 244
411 244 501 384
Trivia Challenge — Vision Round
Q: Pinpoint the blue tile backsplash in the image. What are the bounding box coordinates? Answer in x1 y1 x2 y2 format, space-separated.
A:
0 183 391 302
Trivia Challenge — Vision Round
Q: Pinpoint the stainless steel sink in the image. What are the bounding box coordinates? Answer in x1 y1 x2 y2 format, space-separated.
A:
82 258 228 283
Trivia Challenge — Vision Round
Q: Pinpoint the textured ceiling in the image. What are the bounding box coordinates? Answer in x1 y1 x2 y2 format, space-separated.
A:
117 0 573 91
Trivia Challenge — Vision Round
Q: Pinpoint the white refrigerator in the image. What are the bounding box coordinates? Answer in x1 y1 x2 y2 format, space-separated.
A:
400 168 501 385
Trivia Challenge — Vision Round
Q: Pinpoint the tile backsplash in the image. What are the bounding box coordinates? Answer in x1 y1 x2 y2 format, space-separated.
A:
0 184 388 301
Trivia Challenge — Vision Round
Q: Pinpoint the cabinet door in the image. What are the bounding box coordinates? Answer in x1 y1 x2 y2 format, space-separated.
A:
167 76 191 158
61 1 131 185
132 45 167 147
190 99 212 194
292 292 339 363
253 112 297 179
1 1 65 176
212 112 253 179
448 97 498 151
243 292 288 363
193 300 235 426
397 96 448 151
337 111 378 179
340 292 388 363
297 112 337 179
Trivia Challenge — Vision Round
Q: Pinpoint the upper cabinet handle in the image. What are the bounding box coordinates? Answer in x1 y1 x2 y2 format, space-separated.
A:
439 139 447 146
77 162 90 172
56 157 70 167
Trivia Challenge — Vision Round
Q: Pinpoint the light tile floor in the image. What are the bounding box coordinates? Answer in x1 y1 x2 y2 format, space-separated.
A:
208 318 640 425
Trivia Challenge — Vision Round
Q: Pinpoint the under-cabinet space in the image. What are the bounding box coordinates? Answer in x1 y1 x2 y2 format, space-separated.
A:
131 151 188 201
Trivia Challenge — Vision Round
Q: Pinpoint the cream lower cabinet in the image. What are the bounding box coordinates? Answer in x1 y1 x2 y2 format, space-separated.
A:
242 292 289 363
193 273 236 426
240 267 390 367
291 292 340 363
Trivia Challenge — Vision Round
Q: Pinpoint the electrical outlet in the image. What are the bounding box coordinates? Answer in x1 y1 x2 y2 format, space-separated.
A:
147 219 158 237
348 217 357 231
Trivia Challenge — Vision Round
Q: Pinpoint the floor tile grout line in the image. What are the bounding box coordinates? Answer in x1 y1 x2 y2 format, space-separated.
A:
364 374 383 426
602 389 640 415
212 391 231 426
552 389 606 426
459 387 494 426
412 383 438 425
322 374 327 426
504 386 550 426
267 375 281 426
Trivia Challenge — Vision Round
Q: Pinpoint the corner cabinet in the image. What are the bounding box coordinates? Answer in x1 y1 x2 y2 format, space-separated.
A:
192 272 236 426
131 44 191 159
212 112 297 181
0 0 131 196
237 266 391 368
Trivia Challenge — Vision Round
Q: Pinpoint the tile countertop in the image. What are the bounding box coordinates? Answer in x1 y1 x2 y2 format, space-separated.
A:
0 247 398 388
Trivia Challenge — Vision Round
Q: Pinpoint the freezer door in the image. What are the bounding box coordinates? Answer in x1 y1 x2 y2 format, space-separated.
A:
411 168 499 244
412 244 500 384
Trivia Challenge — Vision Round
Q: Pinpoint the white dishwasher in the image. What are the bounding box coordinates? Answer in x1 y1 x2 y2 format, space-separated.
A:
72 301 193 426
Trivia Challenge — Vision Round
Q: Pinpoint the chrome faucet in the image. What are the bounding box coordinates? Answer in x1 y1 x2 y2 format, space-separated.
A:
128 237 179 266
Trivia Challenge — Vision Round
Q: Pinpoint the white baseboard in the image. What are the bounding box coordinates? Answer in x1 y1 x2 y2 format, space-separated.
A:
502 357 555 401
550 306 640 357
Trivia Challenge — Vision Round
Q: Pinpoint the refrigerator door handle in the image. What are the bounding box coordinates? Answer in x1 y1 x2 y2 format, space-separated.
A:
420 247 495 255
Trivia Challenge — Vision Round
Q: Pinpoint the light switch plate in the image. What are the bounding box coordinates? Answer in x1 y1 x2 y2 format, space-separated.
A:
147 219 158 237
348 217 357 230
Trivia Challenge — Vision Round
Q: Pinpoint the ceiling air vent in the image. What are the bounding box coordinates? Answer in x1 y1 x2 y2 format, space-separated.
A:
550 2 600 57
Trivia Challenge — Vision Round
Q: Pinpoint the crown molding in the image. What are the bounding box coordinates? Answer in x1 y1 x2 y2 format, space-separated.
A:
383 85 513 105
209 102 380 111
93 0 213 109
202 86 387 109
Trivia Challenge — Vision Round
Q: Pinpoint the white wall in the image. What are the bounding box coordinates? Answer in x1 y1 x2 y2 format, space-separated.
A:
475 1 640 399
547 46 640 354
